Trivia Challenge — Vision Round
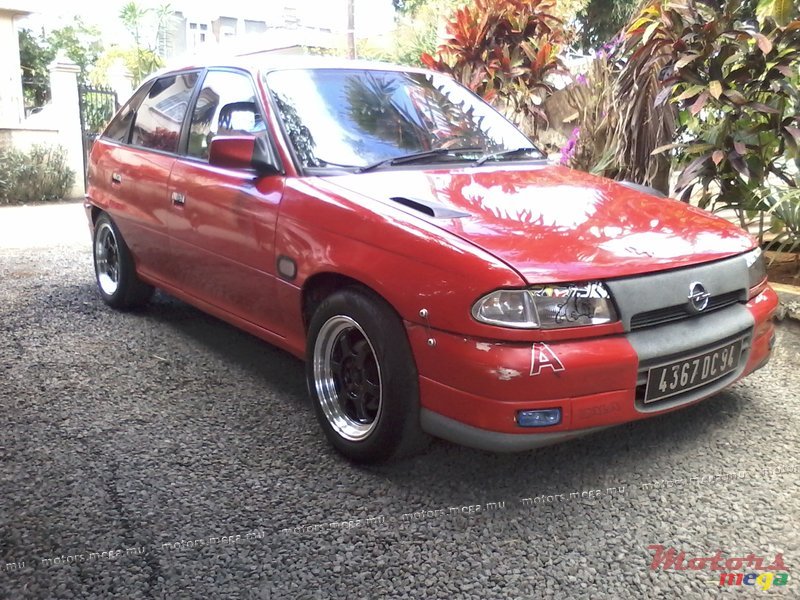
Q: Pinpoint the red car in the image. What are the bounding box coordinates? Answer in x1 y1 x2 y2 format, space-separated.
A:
85 57 778 462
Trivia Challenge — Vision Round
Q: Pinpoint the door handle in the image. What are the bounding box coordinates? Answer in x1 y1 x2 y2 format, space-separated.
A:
171 192 186 206
111 173 122 184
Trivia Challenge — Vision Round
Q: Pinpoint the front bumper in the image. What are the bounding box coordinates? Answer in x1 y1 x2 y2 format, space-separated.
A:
408 286 778 452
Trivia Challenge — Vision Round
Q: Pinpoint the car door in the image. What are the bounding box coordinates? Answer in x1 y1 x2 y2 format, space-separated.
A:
167 69 285 333
92 72 200 284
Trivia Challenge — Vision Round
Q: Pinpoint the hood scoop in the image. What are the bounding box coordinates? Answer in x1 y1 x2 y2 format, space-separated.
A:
389 196 470 219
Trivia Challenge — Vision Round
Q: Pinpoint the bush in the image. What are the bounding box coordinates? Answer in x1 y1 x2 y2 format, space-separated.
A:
421 0 567 137
625 0 800 232
0 144 75 204
768 187 800 256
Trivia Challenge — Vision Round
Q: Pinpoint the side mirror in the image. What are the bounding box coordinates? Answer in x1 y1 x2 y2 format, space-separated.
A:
208 135 281 175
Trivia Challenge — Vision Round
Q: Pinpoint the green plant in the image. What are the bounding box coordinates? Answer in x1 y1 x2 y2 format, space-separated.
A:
19 28 53 109
47 18 103 85
392 0 431 13
766 186 800 258
0 145 75 204
573 0 638 51
562 54 619 173
626 0 800 234
421 0 567 136
356 0 466 66
119 1 171 84
83 93 117 134
90 46 162 89
561 31 676 192
19 20 103 109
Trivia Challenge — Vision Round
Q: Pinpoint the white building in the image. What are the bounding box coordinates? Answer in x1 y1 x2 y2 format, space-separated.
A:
19 0 395 61
0 1 34 127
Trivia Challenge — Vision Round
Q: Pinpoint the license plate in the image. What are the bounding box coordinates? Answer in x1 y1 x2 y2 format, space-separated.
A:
644 339 744 403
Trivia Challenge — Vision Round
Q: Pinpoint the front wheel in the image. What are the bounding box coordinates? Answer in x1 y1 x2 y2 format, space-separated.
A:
93 213 153 309
306 287 429 463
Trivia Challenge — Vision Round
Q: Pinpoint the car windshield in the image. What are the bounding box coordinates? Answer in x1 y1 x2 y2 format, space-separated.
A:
265 68 541 171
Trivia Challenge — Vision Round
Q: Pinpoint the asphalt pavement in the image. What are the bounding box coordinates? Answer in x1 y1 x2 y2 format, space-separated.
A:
1 202 798 599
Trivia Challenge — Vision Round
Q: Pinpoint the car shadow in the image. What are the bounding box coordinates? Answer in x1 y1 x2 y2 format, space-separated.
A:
142 290 309 402
64 282 753 502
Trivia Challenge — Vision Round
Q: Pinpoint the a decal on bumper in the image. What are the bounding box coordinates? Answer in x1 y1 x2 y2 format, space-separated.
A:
530 343 565 376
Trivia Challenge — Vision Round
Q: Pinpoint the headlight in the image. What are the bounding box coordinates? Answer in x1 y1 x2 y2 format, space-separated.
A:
472 282 618 329
744 247 767 291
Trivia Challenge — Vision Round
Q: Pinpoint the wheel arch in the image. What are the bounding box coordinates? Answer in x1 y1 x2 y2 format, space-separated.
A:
301 271 398 332
89 204 103 224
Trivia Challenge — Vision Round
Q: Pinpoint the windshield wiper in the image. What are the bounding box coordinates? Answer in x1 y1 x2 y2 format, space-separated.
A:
475 146 544 166
315 157 361 169
358 146 484 173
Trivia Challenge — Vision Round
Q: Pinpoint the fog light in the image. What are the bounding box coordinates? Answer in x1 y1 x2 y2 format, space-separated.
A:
517 408 561 428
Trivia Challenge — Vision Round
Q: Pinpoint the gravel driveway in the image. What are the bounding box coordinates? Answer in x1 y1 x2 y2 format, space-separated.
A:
1 202 798 599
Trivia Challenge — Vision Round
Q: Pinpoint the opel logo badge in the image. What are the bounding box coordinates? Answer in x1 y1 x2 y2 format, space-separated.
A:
688 282 710 313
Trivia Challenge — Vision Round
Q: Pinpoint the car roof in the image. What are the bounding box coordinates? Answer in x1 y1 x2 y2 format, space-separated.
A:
150 54 438 82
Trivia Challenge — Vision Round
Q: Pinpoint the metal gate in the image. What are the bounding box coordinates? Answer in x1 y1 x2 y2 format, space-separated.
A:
78 85 119 187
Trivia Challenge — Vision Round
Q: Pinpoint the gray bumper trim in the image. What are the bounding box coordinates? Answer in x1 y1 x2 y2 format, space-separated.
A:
627 304 754 413
420 409 610 453
627 304 754 363
606 254 749 331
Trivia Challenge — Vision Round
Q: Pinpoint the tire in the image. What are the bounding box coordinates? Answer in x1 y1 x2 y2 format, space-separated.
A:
306 287 429 463
92 212 154 310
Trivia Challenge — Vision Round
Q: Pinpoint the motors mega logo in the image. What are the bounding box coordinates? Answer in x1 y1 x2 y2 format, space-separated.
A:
648 545 789 591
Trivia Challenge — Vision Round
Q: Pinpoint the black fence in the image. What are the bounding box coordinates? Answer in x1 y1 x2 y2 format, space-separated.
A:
78 85 119 187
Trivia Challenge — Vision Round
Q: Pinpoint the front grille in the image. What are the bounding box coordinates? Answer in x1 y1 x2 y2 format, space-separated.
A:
630 291 743 330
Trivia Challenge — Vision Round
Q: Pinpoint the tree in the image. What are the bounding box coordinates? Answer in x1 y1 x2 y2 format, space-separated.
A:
119 1 173 84
47 18 103 84
120 1 152 84
18 28 54 108
19 21 102 109
153 3 175 58
360 0 464 66
392 0 431 14
573 0 638 51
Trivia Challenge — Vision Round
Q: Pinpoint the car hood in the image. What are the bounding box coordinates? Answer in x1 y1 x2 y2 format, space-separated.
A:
319 164 755 284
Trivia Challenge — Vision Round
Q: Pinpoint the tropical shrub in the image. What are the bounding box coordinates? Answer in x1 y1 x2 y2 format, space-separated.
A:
421 0 567 136
561 31 677 193
767 188 800 255
391 0 466 66
561 53 619 173
0 145 75 204
573 0 638 51
624 0 800 234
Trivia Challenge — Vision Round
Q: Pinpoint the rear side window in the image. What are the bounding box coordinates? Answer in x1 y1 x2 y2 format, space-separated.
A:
131 72 200 153
103 83 152 143
187 71 266 160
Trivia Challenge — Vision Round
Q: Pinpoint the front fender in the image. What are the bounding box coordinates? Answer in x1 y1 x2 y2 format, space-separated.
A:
272 179 526 354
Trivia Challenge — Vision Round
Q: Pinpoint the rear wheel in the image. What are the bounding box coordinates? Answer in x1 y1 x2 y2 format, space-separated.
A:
306 287 428 463
93 213 153 309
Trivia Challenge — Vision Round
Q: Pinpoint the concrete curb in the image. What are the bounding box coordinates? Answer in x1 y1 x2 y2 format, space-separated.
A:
771 282 800 324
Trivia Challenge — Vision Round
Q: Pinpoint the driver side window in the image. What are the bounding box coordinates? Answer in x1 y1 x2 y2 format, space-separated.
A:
187 71 266 160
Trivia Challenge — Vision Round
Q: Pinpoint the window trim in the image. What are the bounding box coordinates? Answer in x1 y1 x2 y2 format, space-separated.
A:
100 79 155 146
262 67 540 178
261 71 305 177
123 69 204 158
177 68 209 158
179 66 284 175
